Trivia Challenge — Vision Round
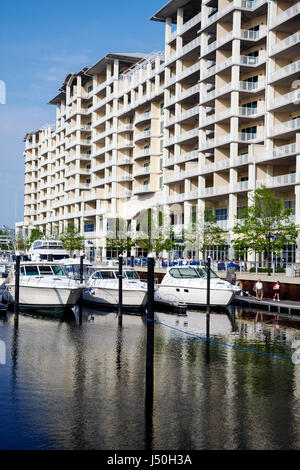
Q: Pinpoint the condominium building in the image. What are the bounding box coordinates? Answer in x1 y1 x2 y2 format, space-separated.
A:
18 0 300 262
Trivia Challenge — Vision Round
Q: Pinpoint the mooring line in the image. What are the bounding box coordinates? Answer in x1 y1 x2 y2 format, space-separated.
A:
147 318 299 361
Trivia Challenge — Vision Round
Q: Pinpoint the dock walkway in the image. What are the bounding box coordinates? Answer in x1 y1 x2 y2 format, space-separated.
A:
234 294 300 316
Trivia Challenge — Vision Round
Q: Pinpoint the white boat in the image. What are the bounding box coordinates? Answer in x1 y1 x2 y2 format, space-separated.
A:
59 257 92 280
6 261 83 309
27 239 69 261
83 266 148 310
155 265 240 307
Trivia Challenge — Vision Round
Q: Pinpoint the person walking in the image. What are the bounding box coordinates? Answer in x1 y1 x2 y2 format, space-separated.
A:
254 279 263 301
273 281 280 302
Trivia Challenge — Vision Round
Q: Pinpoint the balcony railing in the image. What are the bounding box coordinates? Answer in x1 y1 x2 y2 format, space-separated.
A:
269 59 300 83
271 31 300 56
268 117 300 137
269 88 300 110
271 1 300 29
257 173 298 189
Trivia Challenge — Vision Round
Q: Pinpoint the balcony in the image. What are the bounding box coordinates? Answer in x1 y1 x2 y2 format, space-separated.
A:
133 149 150 161
134 111 151 125
134 130 151 142
257 173 298 189
270 31 300 58
238 106 265 118
165 36 201 66
133 167 150 177
201 32 233 58
269 89 300 112
165 61 201 88
165 150 198 168
165 105 199 127
199 134 231 151
200 82 232 105
118 124 133 133
201 58 233 81
165 84 199 107
164 128 198 147
133 185 153 195
240 27 267 42
271 2 300 30
256 143 297 163
269 59 300 84
117 140 134 149
268 117 300 138
238 132 264 143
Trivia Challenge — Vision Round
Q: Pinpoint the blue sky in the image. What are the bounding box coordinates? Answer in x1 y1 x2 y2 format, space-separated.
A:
0 0 165 229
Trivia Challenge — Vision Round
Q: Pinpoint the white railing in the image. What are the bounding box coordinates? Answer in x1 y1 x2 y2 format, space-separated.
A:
257 173 298 189
165 61 201 87
269 88 300 110
200 82 232 104
240 55 260 66
117 140 134 149
269 59 300 83
200 108 231 127
240 26 267 41
199 134 231 151
117 157 132 165
200 158 230 174
271 143 297 159
239 132 264 142
118 124 133 132
271 2 300 29
165 105 199 127
133 148 150 160
203 32 233 56
134 167 150 177
271 31 300 56
269 117 300 137
239 80 262 92
134 130 151 141
166 193 185 204
199 184 230 198
164 149 198 167
202 2 235 29
182 11 202 34
165 36 201 65
238 106 264 117
201 57 232 80
133 185 151 194
134 111 151 124
165 84 199 107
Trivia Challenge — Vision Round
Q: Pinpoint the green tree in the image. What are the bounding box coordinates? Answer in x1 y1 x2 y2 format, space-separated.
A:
106 236 136 257
26 228 44 249
60 224 84 256
185 208 226 260
232 186 299 275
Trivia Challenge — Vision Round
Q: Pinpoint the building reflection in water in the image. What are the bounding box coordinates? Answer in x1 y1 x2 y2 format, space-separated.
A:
0 308 299 450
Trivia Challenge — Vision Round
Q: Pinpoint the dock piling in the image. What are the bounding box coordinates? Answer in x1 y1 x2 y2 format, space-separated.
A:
118 255 123 327
14 255 20 326
206 256 211 314
79 255 84 325
145 256 155 448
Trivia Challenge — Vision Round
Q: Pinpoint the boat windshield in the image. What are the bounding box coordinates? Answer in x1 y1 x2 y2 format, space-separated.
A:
91 270 117 280
20 265 66 276
169 267 219 279
124 271 139 280
195 267 219 279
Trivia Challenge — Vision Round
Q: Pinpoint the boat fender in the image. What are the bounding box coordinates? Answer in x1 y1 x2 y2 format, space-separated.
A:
88 287 95 296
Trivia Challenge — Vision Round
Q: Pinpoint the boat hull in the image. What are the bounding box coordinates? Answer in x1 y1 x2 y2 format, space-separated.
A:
83 287 147 309
6 284 82 308
155 285 234 307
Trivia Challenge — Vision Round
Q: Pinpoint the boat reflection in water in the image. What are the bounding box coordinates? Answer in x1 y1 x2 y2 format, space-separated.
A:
0 306 300 450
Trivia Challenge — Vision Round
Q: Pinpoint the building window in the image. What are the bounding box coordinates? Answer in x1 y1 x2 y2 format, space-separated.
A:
160 159 163 171
84 224 95 232
240 176 249 182
237 206 247 218
88 85 93 93
284 200 295 214
215 208 227 221
159 176 163 189
160 140 163 153
160 121 164 134
160 102 164 116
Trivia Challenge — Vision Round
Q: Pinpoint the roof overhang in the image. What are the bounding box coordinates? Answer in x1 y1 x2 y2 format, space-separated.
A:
86 53 147 76
150 0 193 23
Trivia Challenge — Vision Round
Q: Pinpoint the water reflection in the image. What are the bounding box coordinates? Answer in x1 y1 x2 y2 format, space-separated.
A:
0 307 299 450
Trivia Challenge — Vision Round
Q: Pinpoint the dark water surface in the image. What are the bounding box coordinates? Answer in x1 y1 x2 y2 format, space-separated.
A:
0 307 300 450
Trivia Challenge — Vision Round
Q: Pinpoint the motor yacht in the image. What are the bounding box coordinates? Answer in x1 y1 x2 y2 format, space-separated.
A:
83 266 147 311
27 240 69 261
6 261 83 309
155 265 240 307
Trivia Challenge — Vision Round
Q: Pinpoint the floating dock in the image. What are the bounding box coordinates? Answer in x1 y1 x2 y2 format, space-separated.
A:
233 294 300 317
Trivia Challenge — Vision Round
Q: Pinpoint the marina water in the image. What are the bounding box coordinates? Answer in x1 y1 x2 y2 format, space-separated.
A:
0 307 300 450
